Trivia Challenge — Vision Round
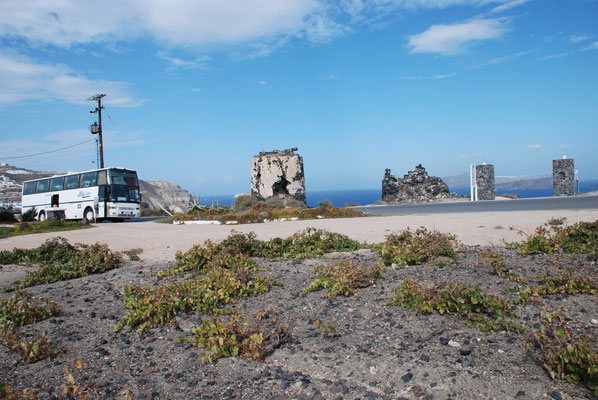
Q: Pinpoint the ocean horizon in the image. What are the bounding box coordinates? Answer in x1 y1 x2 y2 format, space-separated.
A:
197 179 598 208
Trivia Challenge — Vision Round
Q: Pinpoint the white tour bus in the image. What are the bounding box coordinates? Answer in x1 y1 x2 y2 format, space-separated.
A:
21 167 141 222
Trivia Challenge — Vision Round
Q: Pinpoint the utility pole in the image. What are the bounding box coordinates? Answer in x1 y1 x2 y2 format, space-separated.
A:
88 94 106 168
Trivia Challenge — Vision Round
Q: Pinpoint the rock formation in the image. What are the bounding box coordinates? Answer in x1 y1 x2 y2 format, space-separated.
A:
250 148 306 204
382 164 453 203
139 180 193 213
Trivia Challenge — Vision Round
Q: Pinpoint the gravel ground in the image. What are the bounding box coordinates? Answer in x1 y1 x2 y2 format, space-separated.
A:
1 213 597 399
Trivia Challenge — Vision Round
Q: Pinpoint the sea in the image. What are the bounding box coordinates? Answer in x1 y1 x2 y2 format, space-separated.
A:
198 180 598 208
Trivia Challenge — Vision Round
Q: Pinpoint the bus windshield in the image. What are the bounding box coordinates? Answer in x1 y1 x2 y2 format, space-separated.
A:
109 185 140 203
109 170 138 186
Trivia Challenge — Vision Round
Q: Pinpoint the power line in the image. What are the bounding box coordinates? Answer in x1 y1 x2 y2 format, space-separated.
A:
0 139 96 160
104 110 145 178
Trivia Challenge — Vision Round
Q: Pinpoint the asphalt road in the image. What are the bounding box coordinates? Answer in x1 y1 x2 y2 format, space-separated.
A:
356 195 598 215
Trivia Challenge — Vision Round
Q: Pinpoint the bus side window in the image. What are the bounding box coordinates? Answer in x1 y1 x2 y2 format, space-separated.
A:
23 182 36 195
66 174 80 189
51 177 65 191
98 171 107 185
36 179 49 193
80 172 97 188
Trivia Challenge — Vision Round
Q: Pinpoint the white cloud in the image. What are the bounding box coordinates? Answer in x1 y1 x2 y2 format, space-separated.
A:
475 50 531 68
569 34 589 43
541 53 567 61
317 74 341 80
255 81 267 85
489 0 532 14
157 52 209 72
408 18 509 55
0 53 144 106
526 144 541 150
0 0 524 51
583 41 598 51
400 72 456 79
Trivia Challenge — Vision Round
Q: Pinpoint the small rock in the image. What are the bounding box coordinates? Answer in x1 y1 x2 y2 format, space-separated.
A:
448 340 461 348
591 319 598 325
369 366 378 375
516 391 526 397
94 347 109 356
459 349 471 356
280 380 289 390
550 391 562 400
440 337 449 345
402 373 413 383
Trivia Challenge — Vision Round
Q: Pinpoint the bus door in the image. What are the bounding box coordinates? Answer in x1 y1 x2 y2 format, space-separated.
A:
97 186 107 218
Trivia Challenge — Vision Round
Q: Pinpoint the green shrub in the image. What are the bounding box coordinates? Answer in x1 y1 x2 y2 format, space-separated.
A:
234 194 256 211
20 207 37 222
510 220 598 258
511 269 596 304
305 260 383 298
116 266 274 334
374 227 460 266
527 311 598 395
317 199 334 208
185 311 291 362
1 238 122 290
0 208 17 223
387 279 525 333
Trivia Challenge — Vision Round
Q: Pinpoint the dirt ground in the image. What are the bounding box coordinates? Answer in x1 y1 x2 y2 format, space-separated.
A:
1 210 597 399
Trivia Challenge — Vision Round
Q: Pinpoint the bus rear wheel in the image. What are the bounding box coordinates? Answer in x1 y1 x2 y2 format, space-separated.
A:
84 208 95 223
38 211 46 221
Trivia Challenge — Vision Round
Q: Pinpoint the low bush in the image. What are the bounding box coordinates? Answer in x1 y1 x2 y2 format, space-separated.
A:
185 310 291 362
0 208 17 223
234 194 256 211
527 311 598 395
1 238 121 291
116 266 274 334
511 269 596 304
305 260 383 298
0 291 60 363
0 219 91 239
510 220 598 258
374 227 461 266
477 250 525 283
387 279 525 333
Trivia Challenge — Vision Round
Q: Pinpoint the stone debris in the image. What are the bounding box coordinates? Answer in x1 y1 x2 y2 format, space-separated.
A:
381 164 458 204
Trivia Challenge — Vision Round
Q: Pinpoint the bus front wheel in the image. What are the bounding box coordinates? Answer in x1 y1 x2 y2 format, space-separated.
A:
84 208 95 223
38 211 46 221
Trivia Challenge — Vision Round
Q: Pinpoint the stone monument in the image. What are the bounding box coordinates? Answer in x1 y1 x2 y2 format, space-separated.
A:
553 157 574 196
475 163 495 200
250 148 306 204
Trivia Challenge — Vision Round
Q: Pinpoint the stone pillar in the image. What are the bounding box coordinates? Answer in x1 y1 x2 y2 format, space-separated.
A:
475 164 495 200
553 158 574 196
250 148 306 203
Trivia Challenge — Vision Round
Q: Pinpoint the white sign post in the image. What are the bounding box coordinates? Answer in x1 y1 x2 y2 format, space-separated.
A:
470 164 478 201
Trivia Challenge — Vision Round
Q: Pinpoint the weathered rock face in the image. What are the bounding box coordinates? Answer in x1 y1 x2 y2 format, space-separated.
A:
475 164 495 201
553 158 574 197
251 148 306 204
139 180 193 214
382 164 452 203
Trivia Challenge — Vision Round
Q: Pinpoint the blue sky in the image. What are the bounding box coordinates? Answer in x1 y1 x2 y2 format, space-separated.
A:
0 0 597 194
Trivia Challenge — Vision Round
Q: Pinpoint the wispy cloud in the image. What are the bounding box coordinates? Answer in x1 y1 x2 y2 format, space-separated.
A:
255 80 267 85
541 52 568 61
317 74 340 80
489 0 532 14
582 41 598 51
569 34 589 43
400 73 456 80
157 52 209 72
475 50 532 68
558 144 570 149
408 18 509 56
0 53 144 107
526 144 542 150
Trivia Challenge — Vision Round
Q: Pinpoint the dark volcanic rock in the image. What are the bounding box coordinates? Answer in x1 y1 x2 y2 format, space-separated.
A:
382 164 456 204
